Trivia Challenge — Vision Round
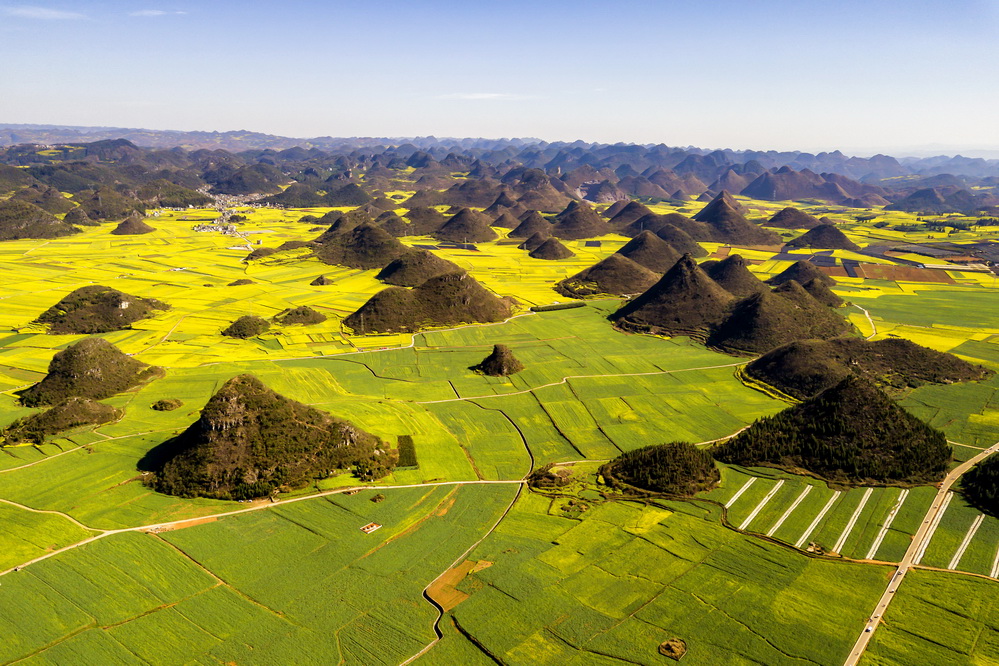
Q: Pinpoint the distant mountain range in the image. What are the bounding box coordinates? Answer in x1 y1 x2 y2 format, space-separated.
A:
2 123 998 180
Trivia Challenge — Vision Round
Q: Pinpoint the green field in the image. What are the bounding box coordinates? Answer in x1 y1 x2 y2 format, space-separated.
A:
428 491 889 665
2 196 999 664
862 570 999 665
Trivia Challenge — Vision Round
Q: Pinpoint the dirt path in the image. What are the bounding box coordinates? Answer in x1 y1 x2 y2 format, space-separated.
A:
853 303 877 340
0 479 526 577
416 361 747 405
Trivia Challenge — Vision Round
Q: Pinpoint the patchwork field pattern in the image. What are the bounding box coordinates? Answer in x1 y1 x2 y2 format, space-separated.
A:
2 197 999 664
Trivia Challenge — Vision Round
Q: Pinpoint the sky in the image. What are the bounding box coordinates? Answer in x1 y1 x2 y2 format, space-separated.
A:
1 0 998 155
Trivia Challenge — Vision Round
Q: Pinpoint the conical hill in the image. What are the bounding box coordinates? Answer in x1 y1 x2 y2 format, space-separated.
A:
529 237 574 260
0 200 80 240
492 211 522 229
767 260 834 287
608 201 654 228
745 337 992 400
706 282 851 355
692 190 746 220
434 208 498 243
509 211 551 239
713 376 950 485
801 278 843 307
64 206 98 227
36 285 167 334
602 200 630 219
616 230 681 272
550 202 608 240
474 344 524 376
403 207 447 235
701 254 767 297
611 254 734 338
150 374 392 499
20 337 160 407
693 192 780 245
314 223 408 269
654 222 707 257
111 212 155 235
785 223 861 251
376 249 463 287
344 272 511 334
556 254 660 298
519 231 550 252
766 207 821 229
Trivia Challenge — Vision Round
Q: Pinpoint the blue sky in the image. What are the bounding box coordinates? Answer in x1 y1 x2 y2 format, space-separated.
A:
0 0 997 154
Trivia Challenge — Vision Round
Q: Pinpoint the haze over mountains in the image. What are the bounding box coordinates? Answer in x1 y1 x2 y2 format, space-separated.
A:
3 131 998 217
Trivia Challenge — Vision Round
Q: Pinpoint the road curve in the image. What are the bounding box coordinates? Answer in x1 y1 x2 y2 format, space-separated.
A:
843 441 999 666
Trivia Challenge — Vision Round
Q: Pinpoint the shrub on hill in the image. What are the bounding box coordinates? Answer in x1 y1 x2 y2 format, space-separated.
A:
0 200 80 240
148 374 394 499
2 398 122 445
245 247 279 261
713 376 950 484
20 337 161 407
274 306 326 325
36 285 167 334
602 441 719 495
151 398 183 411
228 278 254 286
221 315 270 339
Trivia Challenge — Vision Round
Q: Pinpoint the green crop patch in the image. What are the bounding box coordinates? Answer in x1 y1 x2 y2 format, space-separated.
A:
439 491 886 665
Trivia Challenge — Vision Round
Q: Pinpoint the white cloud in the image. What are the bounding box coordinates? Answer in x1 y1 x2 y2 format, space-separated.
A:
437 93 527 101
2 5 85 19
129 9 187 17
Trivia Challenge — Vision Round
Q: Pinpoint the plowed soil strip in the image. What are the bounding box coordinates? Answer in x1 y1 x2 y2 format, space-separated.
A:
739 480 784 531
915 491 953 564
833 487 874 554
795 491 841 549
767 485 812 537
724 477 757 509
865 488 909 560
949 513 984 570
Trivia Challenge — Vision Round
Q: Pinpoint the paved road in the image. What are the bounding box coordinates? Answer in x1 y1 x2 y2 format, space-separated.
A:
843 441 999 666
